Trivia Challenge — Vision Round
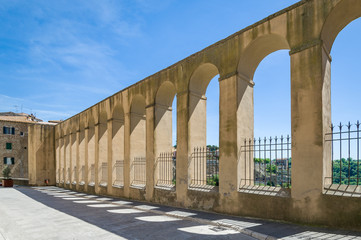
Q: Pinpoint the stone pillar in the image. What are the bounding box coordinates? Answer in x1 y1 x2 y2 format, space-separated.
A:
290 42 331 201
65 134 70 184
55 137 60 183
107 119 113 193
75 130 80 189
84 127 89 191
219 73 254 207
176 91 189 203
59 136 64 184
123 112 131 197
145 104 155 200
236 74 255 187
94 123 100 193
71 132 76 186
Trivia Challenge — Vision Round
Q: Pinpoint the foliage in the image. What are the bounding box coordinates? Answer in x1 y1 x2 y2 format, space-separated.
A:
207 145 219 152
207 174 219 186
254 158 270 164
332 158 360 185
2 166 11 179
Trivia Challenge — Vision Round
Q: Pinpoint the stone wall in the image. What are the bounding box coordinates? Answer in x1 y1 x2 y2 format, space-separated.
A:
0 120 31 179
28 124 56 186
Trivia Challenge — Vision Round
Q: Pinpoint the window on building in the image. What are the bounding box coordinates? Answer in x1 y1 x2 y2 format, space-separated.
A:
20 132 24 136
6 143 12 150
3 157 14 165
3 127 15 135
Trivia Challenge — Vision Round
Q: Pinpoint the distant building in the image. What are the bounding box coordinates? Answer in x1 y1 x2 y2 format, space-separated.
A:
0 112 58 183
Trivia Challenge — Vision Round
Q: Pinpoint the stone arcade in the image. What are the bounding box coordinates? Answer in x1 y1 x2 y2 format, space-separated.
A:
28 0 361 231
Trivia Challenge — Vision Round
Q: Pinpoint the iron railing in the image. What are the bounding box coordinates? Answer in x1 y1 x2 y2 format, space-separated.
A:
241 136 291 188
113 160 124 186
325 121 361 185
157 152 176 186
132 157 146 186
190 147 219 187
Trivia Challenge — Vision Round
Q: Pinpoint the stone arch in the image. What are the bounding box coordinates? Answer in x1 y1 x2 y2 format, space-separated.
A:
237 34 290 81
112 103 125 186
236 33 290 186
321 0 361 53
129 94 146 186
188 63 220 149
320 0 361 186
188 63 220 186
154 81 176 186
189 63 219 97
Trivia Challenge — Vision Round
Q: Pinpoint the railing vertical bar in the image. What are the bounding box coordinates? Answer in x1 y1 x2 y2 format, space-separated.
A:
264 137 267 186
258 138 261 186
281 135 284 187
339 123 342 184
331 124 334 184
269 137 272 187
287 135 290 187
275 136 278 187
347 122 351 185
357 121 360 186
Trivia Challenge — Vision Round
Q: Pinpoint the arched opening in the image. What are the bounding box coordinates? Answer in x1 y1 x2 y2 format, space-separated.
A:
237 34 290 188
130 95 146 187
322 1 361 186
188 63 220 187
87 115 96 186
78 120 86 185
154 81 176 187
98 110 108 187
112 104 125 187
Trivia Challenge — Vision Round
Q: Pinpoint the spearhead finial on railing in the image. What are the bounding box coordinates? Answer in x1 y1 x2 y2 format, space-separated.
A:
347 121 352 130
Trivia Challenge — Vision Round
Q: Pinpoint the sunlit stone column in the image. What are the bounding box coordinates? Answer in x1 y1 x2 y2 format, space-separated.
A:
145 104 155 200
123 112 131 197
219 73 254 208
176 91 189 202
290 42 331 200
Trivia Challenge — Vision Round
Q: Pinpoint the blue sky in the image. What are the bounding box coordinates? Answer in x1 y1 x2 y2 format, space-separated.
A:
0 0 360 146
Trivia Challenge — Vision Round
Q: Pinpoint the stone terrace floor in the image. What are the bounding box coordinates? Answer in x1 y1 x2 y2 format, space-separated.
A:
0 186 360 240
